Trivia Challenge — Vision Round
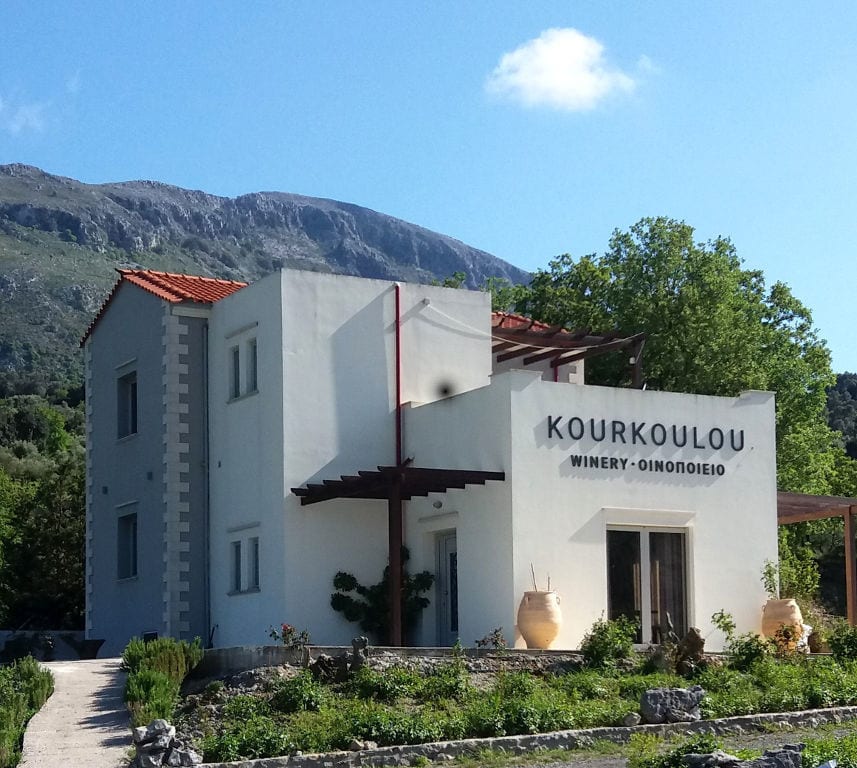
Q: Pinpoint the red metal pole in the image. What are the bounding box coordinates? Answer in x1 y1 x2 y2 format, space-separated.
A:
394 284 402 466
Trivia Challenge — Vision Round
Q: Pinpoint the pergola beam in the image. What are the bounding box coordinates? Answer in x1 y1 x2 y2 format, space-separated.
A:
778 491 857 625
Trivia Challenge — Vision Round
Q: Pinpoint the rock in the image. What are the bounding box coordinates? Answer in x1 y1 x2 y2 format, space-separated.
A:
640 685 705 724
132 719 200 767
683 749 743 768
165 747 202 766
748 745 803 768
623 712 642 726
676 628 706 675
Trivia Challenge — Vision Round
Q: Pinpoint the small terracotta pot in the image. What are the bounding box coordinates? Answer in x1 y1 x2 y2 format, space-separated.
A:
517 590 562 649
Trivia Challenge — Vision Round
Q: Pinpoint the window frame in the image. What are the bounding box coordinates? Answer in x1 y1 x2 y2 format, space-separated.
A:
247 338 258 394
606 525 688 645
229 346 241 400
117 511 138 580
229 533 261 595
117 371 138 439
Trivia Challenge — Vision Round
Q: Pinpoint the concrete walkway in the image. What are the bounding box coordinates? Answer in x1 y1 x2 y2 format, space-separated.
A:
19 658 130 768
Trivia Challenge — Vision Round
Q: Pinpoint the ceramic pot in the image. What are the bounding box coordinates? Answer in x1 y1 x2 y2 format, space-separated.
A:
517 590 562 649
761 598 804 646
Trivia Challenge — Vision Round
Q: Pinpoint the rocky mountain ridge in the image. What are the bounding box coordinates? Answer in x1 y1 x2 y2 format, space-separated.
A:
0 164 528 391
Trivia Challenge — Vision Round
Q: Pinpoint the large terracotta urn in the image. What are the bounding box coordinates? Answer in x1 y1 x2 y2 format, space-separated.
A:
517 590 562 649
761 598 804 646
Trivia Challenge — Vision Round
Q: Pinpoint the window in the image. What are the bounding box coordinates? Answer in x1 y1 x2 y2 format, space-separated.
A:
249 536 260 589
247 339 258 393
229 346 240 399
117 513 138 579
117 371 138 438
607 527 687 644
230 535 261 593
231 540 242 592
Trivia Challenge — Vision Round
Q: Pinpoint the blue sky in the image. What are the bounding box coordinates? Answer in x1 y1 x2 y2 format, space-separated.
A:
2 1 856 371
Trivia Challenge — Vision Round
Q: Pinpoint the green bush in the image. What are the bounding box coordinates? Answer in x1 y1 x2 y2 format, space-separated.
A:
345 665 422 702
122 636 203 679
421 658 470 701
270 672 329 713
121 636 203 727
725 631 773 671
201 714 297 762
125 668 179 725
0 656 54 768
829 621 857 664
580 616 637 669
803 732 857 768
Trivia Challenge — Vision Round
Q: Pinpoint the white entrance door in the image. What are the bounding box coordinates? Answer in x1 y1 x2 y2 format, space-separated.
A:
436 531 458 646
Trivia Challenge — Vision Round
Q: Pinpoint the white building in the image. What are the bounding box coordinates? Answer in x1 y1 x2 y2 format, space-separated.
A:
83 268 778 656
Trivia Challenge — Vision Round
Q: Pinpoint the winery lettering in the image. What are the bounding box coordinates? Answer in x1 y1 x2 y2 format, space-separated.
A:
569 454 726 476
547 416 744 452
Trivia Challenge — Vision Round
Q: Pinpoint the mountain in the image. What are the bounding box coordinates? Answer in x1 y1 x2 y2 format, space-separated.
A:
0 164 528 393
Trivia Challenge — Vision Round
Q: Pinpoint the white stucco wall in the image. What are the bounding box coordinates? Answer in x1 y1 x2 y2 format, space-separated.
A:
404 370 777 652
207 273 285 648
404 381 515 647
208 270 493 646
506 371 777 651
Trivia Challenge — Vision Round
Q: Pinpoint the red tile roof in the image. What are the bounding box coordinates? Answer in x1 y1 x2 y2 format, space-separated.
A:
81 269 247 345
491 311 554 332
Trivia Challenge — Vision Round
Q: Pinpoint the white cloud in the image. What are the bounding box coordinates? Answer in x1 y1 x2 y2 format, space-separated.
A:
485 28 639 112
3 102 47 135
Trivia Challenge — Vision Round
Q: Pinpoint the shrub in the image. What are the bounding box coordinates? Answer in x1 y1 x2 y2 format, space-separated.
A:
828 620 857 664
270 672 329 713
350 665 423 702
725 632 773 671
421 657 470 701
330 547 434 642
122 636 203 726
122 636 203 679
201 714 296 762
580 616 638 669
125 668 178 725
0 657 54 768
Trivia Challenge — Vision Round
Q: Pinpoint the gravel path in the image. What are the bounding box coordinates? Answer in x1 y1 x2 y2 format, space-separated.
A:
18 658 129 768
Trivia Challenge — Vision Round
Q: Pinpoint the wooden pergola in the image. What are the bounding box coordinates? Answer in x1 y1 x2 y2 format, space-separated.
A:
491 312 647 387
778 491 857 624
292 462 505 646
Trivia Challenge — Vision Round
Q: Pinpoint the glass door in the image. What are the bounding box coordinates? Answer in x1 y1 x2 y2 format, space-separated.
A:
607 527 687 644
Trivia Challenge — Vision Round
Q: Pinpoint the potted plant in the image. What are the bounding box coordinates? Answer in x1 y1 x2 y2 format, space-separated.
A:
760 560 804 650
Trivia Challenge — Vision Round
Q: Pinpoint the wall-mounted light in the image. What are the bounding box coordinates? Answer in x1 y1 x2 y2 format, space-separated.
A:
432 500 443 509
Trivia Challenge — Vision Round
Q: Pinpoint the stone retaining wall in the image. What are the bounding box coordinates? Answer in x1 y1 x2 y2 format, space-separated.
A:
198 704 857 768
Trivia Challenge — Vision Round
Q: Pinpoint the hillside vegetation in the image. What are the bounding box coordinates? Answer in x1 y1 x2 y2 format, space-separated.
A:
0 163 527 392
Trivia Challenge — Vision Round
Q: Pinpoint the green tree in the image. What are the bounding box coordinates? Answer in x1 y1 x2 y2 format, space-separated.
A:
0 450 85 628
503 216 841 494
828 373 857 459
0 394 85 628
